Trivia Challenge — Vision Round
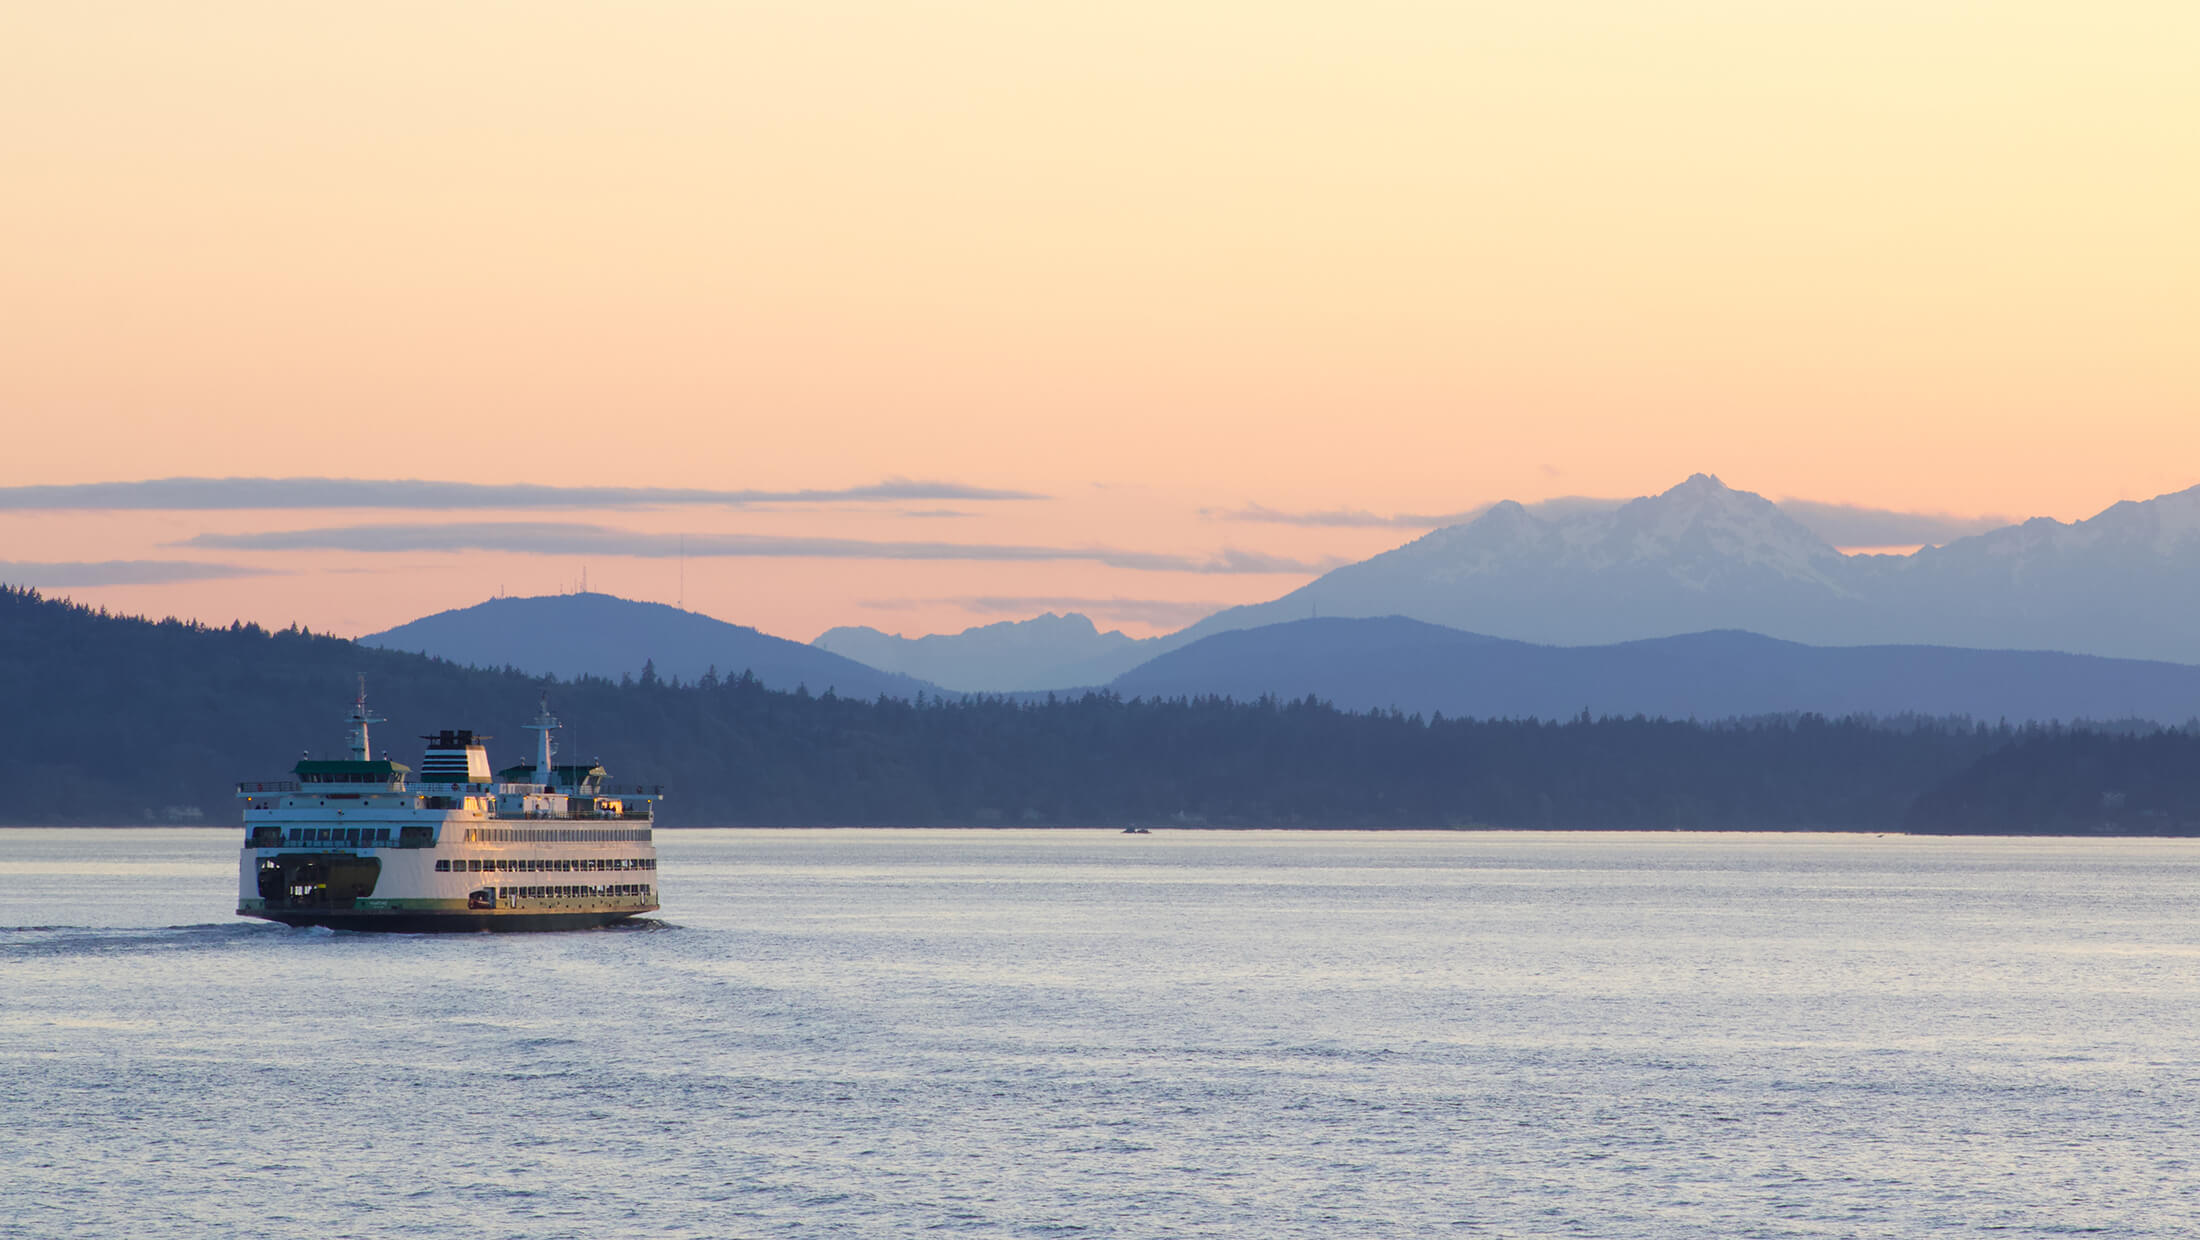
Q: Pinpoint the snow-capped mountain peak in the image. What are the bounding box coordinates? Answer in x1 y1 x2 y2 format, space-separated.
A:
1577 473 1844 582
1394 473 1842 588
1920 481 2200 563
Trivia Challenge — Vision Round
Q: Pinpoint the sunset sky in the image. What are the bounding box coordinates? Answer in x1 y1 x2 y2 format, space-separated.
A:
4 2 2195 641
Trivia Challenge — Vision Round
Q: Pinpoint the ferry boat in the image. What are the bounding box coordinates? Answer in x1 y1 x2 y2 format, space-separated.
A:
236 685 662 931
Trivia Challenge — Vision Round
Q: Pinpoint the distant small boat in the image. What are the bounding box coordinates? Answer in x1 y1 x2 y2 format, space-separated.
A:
1121 826 1151 835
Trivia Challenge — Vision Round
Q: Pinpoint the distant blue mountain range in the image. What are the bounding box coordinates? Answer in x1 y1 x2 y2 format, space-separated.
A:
361 592 945 700
356 472 2200 722
363 593 2200 723
1106 617 2200 724
817 475 2200 689
1173 474 2200 664
815 612 1159 692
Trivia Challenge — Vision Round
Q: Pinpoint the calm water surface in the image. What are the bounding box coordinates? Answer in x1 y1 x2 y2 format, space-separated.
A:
4 828 2199 1238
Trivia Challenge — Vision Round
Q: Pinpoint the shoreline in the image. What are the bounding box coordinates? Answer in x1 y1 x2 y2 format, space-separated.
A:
7 823 2196 840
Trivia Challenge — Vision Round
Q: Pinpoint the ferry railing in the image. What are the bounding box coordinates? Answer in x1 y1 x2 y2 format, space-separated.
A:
236 780 301 795
486 782 662 797
486 810 654 822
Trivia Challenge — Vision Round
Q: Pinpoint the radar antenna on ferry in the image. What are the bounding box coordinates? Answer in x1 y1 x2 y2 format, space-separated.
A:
523 691 562 787
346 675 385 761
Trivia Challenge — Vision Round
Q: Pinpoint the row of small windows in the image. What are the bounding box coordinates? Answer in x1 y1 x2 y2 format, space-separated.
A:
497 885 653 900
283 827 391 845
437 856 657 873
466 827 652 843
301 773 398 785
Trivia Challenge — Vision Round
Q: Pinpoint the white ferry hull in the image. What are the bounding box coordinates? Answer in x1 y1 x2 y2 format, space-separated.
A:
240 905 650 933
238 834 660 934
234 692 664 934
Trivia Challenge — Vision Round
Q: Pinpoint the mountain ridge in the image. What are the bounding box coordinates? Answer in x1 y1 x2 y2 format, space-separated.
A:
813 612 1160 692
11 583 2083 833
1168 476 2200 663
362 592 946 699
1106 616 2200 724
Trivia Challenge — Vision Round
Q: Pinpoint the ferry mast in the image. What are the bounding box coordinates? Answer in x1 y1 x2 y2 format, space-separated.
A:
523 693 561 786
347 676 385 761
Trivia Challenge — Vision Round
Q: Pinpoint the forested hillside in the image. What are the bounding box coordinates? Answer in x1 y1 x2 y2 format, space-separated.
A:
2 586 2190 832
1903 729 2200 835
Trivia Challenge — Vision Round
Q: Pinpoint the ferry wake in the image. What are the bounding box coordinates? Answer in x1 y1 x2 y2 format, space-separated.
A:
236 685 662 932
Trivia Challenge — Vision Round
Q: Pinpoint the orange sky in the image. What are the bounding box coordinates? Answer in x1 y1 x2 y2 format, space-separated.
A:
3 3 2195 641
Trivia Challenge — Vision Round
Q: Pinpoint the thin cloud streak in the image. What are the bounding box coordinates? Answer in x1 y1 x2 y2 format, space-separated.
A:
0 476 1045 511
1225 495 2013 547
1773 499 2011 547
183 522 1337 575
1216 497 1623 528
0 560 276 587
1218 502 1452 529
867 595 1230 629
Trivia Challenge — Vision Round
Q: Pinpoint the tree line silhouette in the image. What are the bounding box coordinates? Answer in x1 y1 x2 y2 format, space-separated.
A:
4 585 2194 832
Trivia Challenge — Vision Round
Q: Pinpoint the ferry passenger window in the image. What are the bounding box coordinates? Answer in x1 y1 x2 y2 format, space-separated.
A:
435 860 449 871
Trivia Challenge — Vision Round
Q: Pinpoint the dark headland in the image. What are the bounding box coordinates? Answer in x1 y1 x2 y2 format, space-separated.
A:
3 585 2196 835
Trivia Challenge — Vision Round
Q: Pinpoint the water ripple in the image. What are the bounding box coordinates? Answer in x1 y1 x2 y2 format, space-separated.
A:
4 828 2199 1239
